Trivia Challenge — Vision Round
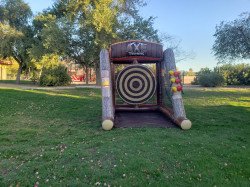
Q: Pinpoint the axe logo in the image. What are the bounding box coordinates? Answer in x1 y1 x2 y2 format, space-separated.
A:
127 42 147 56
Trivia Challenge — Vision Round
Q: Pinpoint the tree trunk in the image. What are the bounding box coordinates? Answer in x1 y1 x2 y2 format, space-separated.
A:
85 66 89 85
16 64 22 84
95 66 101 86
89 68 92 82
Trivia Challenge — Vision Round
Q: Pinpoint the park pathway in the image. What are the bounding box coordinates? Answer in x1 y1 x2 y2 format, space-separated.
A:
0 83 101 90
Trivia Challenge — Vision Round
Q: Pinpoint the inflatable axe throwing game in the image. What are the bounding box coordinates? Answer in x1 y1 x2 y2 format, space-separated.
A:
100 40 192 130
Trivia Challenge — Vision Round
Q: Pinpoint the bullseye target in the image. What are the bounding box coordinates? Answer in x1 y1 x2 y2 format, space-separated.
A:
116 64 156 105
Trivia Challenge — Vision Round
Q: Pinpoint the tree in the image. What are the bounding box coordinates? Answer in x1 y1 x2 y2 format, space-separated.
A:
31 11 97 84
195 67 224 87
0 0 33 84
213 12 250 63
186 68 195 76
116 16 160 42
46 0 161 85
28 12 75 83
41 0 193 85
30 14 71 60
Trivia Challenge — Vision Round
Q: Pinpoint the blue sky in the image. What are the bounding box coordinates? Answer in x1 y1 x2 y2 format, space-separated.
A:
26 0 250 71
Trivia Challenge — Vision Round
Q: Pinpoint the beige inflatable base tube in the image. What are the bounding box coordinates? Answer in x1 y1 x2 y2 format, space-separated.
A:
102 119 114 130
180 119 192 130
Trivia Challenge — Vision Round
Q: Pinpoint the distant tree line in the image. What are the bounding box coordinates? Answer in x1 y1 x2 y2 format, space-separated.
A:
192 63 250 87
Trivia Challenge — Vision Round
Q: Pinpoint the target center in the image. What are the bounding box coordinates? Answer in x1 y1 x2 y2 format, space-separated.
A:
132 81 140 89
116 65 156 105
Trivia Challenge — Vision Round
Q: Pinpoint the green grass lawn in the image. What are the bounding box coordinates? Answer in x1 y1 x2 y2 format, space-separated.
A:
0 80 33 85
0 87 249 186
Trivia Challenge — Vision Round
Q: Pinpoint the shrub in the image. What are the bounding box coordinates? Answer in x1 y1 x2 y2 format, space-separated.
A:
218 63 250 85
30 71 40 84
39 65 71 86
196 68 224 87
191 77 199 85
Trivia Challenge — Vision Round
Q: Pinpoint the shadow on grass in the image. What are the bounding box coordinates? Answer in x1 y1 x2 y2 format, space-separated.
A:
0 88 102 131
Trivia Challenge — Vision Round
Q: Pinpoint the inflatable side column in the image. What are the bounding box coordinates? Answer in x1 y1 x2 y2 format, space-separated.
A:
100 49 114 130
162 49 192 130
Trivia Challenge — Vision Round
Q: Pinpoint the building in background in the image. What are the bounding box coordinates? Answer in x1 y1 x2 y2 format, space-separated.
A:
0 60 13 80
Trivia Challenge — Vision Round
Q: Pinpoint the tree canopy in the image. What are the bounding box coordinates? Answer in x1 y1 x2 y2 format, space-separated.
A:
0 0 33 83
41 0 160 84
213 12 250 63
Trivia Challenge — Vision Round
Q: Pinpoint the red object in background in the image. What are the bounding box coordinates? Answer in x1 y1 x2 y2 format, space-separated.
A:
175 79 181 84
79 75 84 81
177 85 183 92
174 71 181 77
71 75 85 82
